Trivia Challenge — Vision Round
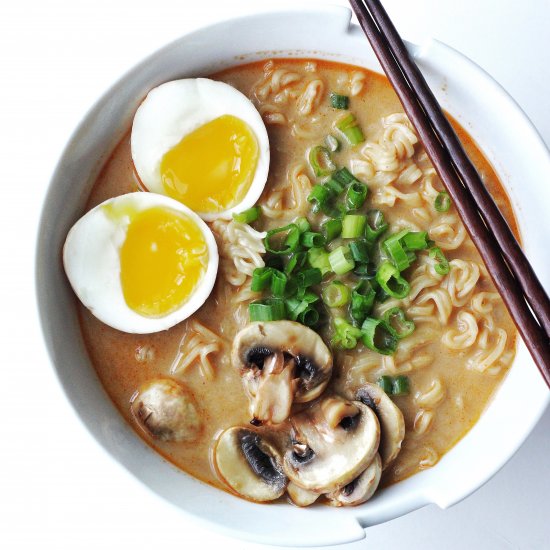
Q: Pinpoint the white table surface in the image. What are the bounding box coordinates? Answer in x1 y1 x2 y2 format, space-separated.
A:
1 1 548 548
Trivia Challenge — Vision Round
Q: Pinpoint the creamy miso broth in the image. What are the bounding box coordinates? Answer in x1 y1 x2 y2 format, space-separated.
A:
78 59 518 501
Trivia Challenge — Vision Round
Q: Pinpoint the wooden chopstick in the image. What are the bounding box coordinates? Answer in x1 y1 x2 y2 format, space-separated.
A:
348 0 550 387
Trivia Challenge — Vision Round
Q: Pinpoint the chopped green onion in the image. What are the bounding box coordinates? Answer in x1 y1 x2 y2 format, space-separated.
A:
325 134 340 152
294 217 311 233
308 145 336 177
361 317 398 355
349 240 370 263
232 206 261 224
429 246 450 275
330 92 349 110
251 267 273 292
264 224 301 255
392 375 410 396
324 177 345 195
294 268 322 289
377 375 393 394
322 219 342 242
350 280 376 324
353 263 376 278
332 317 363 349
285 252 307 275
322 281 351 308
298 306 319 327
376 261 410 299
249 298 286 322
307 184 333 214
336 113 365 145
307 247 332 276
341 214 367 239
384 230 412 271
333 167 359 186
328 245 355 275
286 297 308 321
365 210 389 242
300 231 325 248
382 307 415 339
270 269 288 297
346 182 368 210
402 231 429 251
434 191 451 212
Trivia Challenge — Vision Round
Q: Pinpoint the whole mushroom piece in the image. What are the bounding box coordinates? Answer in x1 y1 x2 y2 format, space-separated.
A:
283 395 380 493
232 321 333 425
130 378 202 442
349 382 405 470
214 426 288 502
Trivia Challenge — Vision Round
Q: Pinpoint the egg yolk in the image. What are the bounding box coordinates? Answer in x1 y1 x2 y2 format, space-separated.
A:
160 114 259 213
119 206 208 317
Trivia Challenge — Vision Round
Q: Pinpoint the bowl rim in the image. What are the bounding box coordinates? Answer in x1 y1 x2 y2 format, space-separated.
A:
35 4 550 547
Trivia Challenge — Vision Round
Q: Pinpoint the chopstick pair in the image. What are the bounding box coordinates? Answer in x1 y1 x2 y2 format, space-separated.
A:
348 0 550 387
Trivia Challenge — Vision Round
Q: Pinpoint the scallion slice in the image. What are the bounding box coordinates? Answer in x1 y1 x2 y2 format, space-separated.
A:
365 209 389 242
251 267 273 292
294 268 322 289
232 205 261 224
307 247 332 276
322 281 351 308
294 216 311 233
377 375 393 394
324 177 345 195
434 191 451 212
298 306 320 327
376 261 410 299
333 167 359 185
307 184 333 214
349 239 370 263
285 252 307 275
322 218 342 242
330 92 349 110
270 269 288 297
328 245 355 275
384 230 412 271
332 317 363 349
336 113 365 145
249 298 286 322
350 279 376 324
346 182 368 210
382 307 415 339
429 246 450 275
341 214 367 238
300 231 326 248
264 224 301 255
402 231 429 251
308 145 336 177
392 375 410 396
361 317 398 355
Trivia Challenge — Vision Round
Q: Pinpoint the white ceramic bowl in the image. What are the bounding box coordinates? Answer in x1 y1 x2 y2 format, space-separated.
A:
36 5 550 547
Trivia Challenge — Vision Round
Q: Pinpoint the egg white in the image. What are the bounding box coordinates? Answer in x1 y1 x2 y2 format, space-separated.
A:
131 78 270 221
63 192 219 334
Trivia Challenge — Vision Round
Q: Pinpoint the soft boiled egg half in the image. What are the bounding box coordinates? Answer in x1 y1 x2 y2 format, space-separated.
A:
131 78 270 221
63 192 218 334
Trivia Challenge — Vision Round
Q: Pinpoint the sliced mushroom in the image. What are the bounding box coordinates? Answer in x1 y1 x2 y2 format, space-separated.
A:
283 395 380 493
232 321 332 425
287 482 320 507
350 383 405 470
130 378 202 442
214 426 288 502
326 453 382 507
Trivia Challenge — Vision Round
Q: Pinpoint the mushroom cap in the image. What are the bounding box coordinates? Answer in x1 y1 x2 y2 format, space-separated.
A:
214 426 288 502
283 396 380 493
130 378 202 442
287 482 320 507
326 453 382 507
232 321 333 404
351 383 405 470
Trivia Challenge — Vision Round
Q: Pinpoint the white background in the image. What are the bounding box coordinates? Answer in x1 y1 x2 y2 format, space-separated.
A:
1 1 549 549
